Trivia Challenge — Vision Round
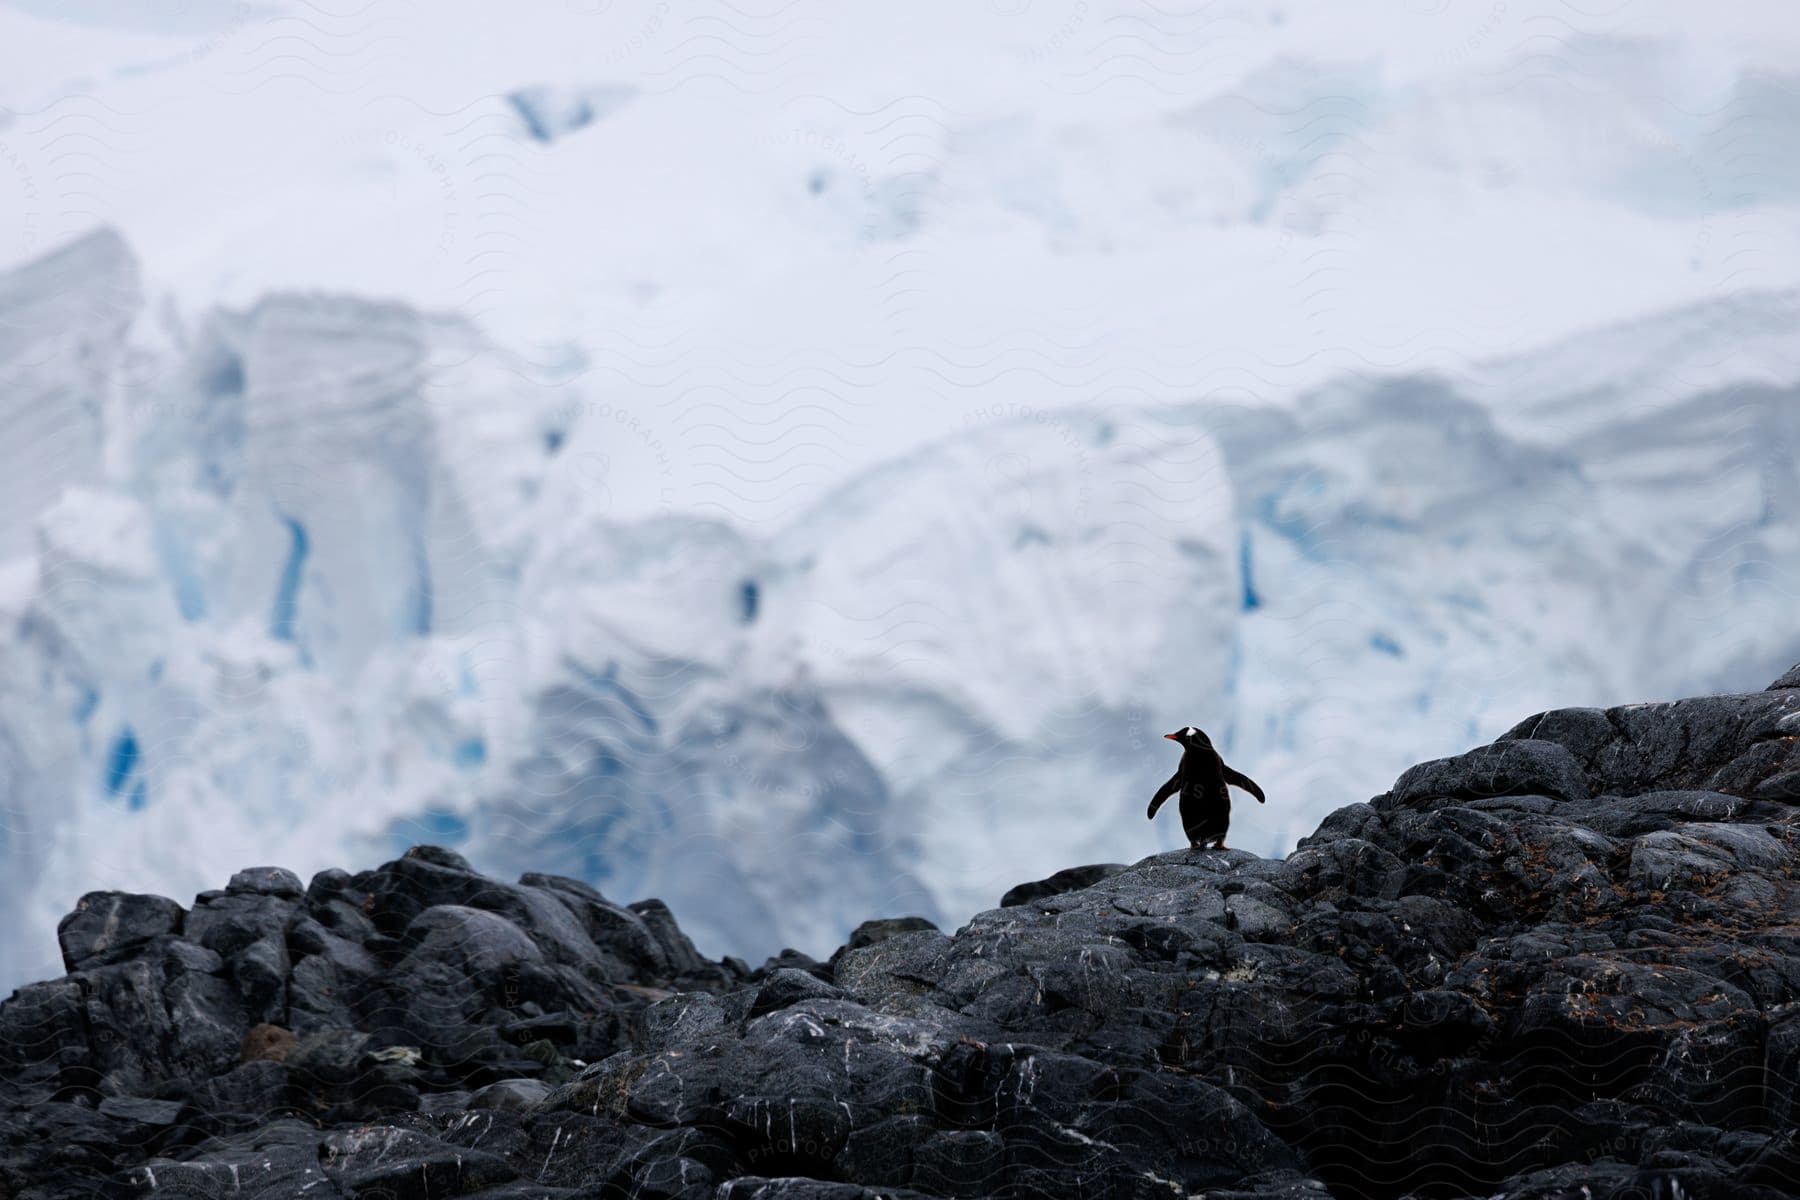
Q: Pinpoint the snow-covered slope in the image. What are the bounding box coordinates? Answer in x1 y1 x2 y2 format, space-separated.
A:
2 228 1799 988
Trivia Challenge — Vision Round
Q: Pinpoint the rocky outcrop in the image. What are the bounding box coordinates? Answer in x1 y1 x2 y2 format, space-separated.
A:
4 671 1800 1198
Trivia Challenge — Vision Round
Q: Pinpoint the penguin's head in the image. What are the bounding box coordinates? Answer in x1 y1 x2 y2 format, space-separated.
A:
1164 726 1211 749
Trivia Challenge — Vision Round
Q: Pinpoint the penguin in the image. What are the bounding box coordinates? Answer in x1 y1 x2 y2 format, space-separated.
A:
1146 726 1265 851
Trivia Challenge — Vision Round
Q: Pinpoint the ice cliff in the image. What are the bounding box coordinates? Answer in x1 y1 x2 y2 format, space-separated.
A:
0 228 1797 988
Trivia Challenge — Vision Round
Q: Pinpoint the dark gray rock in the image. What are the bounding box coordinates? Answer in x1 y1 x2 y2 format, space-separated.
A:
286 920 381 1033
833 929 953 1000
285 1029 372 1087
383 904 546 1039
133 1120 336 1196
226 866 304 898
0 977 88 1092
1384 737 1591 807
75 954 243 1093
319 1124 518 1196
832 916 940 959
750 967 843 1017
642 992 731 1049
56 891 184 972
999 863 1128 907
719 1179 934 1200
403 843 476 871
910 1129 1003 1198
835 1112 932 1188
194 1059 292 1122
756 947 832 981
97 1095 184 1127
522 872 673 978
468 1078 551 1111
184 887 297 1025
630 897 718 980
184 890 293 960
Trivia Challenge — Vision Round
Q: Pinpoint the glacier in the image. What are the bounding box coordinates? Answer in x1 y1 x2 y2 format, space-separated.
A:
1 227 1798 989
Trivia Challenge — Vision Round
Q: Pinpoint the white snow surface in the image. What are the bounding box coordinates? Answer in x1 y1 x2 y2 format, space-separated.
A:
1 1 1799 985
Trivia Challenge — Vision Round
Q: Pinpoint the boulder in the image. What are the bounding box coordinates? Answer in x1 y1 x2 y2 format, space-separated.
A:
56 892 184 972
999 864 1128 907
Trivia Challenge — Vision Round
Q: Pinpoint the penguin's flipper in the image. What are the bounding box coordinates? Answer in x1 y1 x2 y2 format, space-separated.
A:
1223 765 1266 803
1147 772 1180 819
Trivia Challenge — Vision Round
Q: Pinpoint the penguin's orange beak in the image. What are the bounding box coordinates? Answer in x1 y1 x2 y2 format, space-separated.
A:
1163 732 1180 742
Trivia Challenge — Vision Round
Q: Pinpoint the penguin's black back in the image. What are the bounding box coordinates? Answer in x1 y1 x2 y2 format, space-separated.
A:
1177 745 1232 843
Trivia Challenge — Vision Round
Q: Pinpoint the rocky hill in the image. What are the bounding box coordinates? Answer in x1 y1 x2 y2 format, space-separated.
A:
4 670 1800 1198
